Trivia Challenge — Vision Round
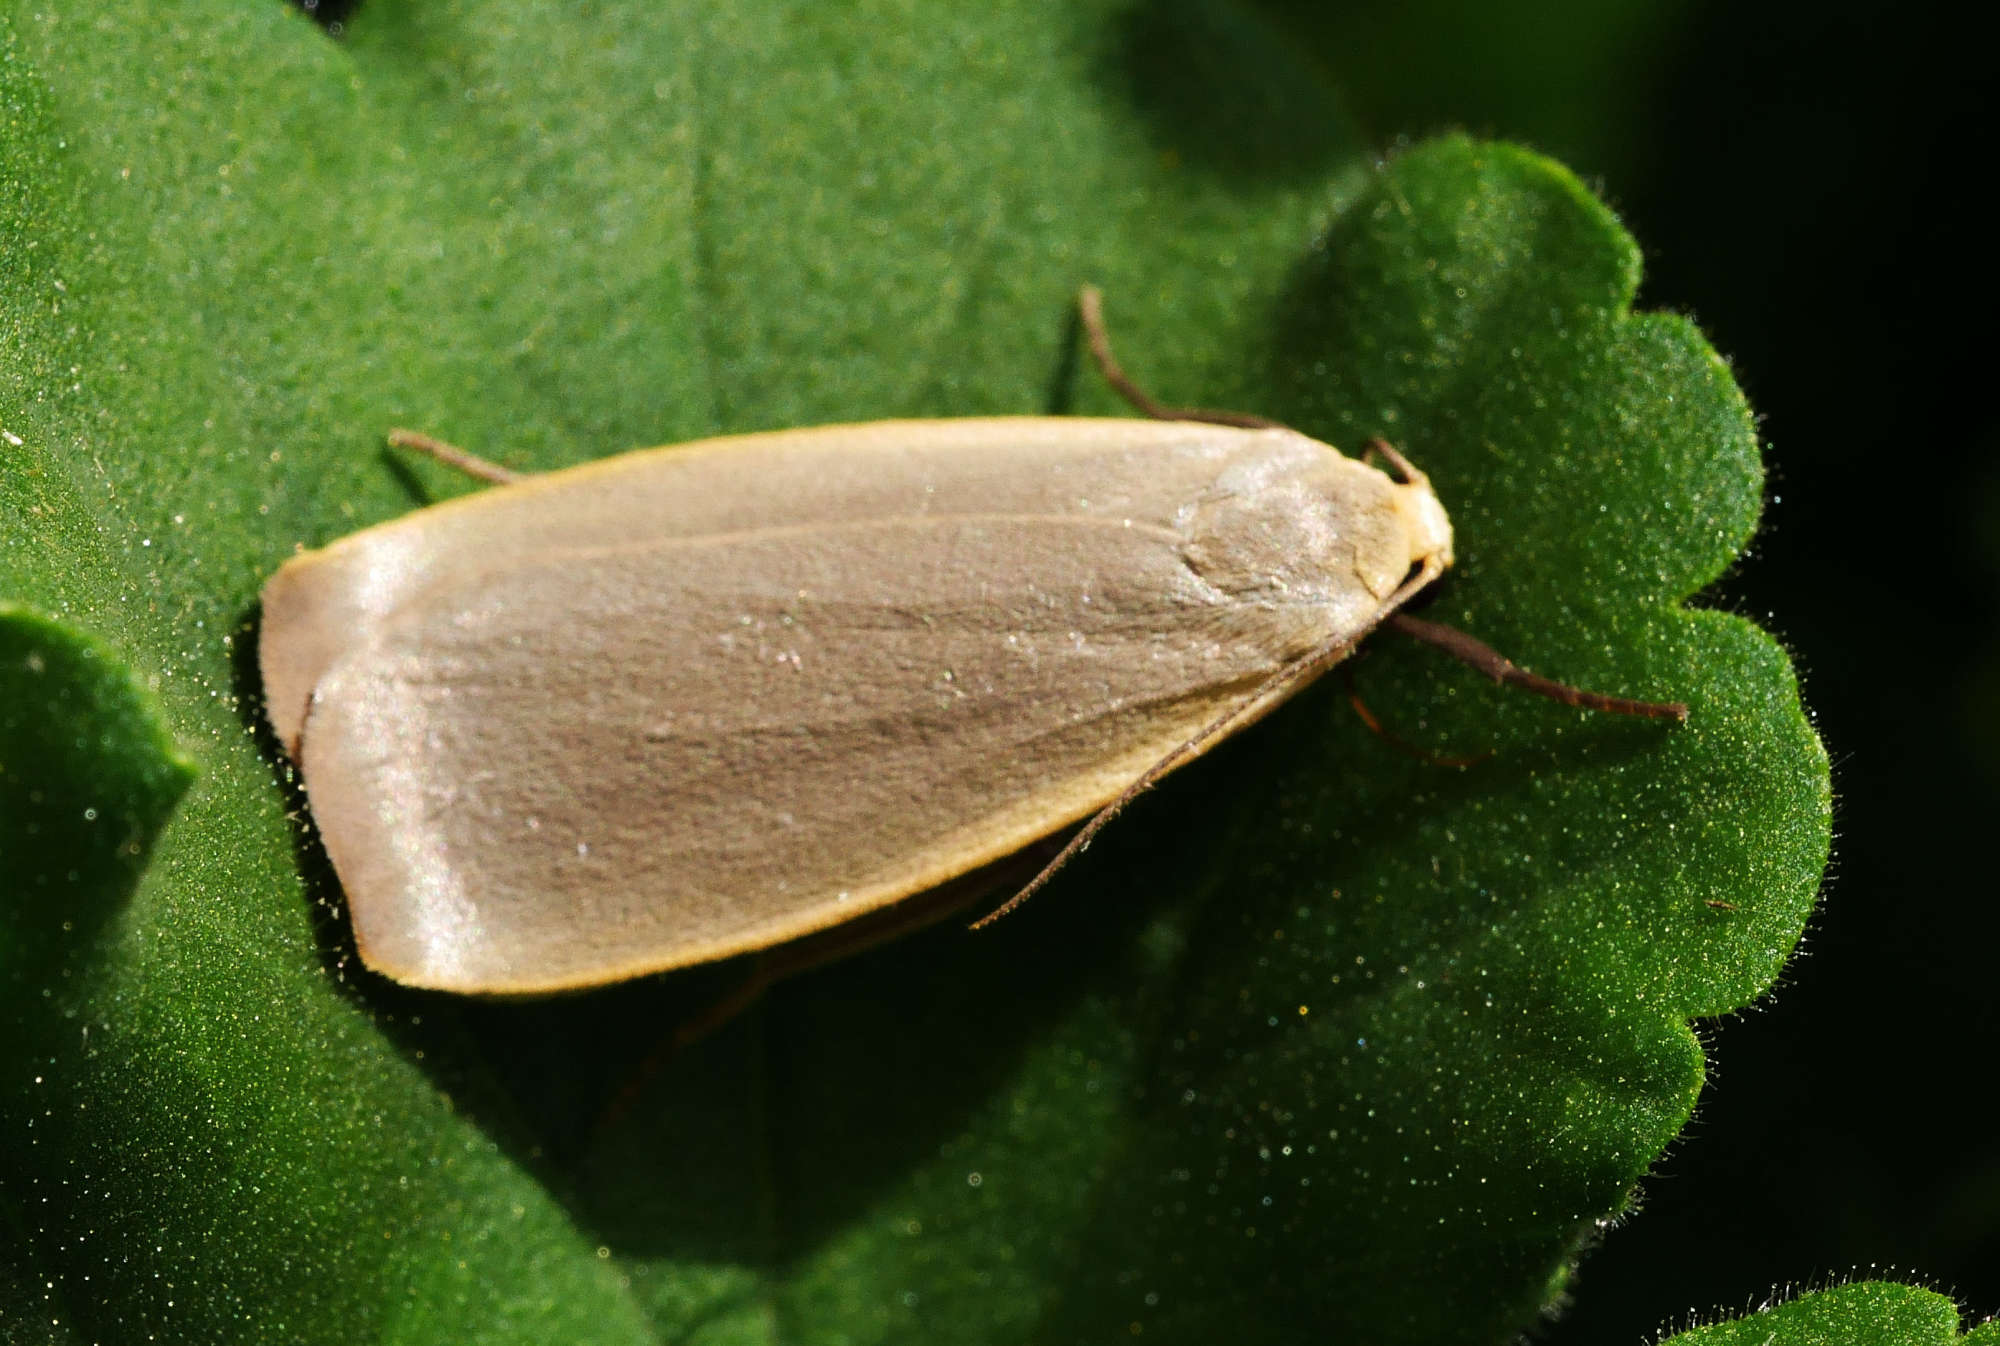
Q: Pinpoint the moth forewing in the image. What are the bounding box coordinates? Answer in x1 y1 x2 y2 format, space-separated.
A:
260 418 1452 994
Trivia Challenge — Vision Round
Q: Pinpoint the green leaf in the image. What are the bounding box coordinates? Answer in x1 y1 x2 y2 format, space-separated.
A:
0 605 194 976
0 5 1827 1344
1658 1281 1988 1345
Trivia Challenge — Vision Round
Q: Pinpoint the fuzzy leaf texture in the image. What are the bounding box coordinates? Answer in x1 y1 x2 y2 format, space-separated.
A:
0 4 1829 1344
1657 1282 2000 1345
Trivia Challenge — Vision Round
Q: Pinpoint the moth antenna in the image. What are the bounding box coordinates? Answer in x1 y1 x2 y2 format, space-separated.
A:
1077 286 1285 431
386 428 525 485
971 557 1445 929
1387 614 1689 721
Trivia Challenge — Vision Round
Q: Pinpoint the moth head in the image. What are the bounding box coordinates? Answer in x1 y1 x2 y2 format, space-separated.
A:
1391 471 1454 575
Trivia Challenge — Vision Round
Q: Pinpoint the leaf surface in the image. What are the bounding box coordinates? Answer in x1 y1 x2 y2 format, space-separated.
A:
0 5 1827 1342
1660 1282 1995 1346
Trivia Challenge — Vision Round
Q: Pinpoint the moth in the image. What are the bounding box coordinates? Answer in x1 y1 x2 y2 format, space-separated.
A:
259 289 1680 996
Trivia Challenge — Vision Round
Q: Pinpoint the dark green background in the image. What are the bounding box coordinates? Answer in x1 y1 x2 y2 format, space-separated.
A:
1564 8 2000 1341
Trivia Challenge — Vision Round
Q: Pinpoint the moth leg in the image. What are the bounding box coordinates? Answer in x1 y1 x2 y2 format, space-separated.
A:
598 841 1064 1131
674 842 1062 1043
1358 437 1425 486
1340 665 1489 768
1387 613 1689 721
385 429 526 485
1076 286 1285 431
655 901 972 1062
